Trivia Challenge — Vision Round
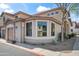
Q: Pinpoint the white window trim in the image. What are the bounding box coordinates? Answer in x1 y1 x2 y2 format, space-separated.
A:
25 21 32 37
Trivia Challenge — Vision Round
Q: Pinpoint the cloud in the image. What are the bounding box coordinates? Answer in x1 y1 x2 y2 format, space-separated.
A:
4 9 14 13
36 6 51 12
0 3 10 9
0 3 14 14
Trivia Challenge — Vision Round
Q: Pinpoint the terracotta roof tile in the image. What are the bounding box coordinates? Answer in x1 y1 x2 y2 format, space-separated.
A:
34 7 62 15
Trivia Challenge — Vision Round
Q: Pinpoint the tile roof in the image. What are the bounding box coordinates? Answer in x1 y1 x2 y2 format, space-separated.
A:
34 7 62 15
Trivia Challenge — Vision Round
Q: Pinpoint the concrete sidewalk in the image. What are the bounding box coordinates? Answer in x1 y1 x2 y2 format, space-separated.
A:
72 37 79 56
73 37 79 50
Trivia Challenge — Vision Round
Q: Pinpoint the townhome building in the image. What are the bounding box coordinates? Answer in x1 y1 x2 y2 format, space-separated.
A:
0 7 72 44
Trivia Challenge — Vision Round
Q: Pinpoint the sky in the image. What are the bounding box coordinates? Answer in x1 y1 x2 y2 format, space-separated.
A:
0 3 78 22
0 3 57 14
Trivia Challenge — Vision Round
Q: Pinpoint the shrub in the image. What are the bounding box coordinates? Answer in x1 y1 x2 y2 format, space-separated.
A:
71 33 76 37
67 33 76 39
67 34 71 39
11 40 16 44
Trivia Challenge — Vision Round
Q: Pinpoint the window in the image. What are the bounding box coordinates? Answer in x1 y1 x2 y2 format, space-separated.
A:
71 29 73 32
37 22 47 37
1 30 5 38
26 22 32 36
55 12 59 14
48 13 50 16
51 12 54 15
51 23 55 36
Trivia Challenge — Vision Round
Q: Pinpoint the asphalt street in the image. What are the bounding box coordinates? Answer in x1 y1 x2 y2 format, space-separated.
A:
0 42 37 56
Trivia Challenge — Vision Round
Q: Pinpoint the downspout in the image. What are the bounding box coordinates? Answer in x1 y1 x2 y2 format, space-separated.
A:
20 21 22 43
23 21 25 43
61 12 64 42
14 22 15 41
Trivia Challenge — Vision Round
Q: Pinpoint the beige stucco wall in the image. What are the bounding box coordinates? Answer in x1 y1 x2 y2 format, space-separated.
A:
65 18 71 33
15 21 22 42
0 17 4 27
4 14 15 21
15 13 30 19
36 10 63 22
54 22 61 40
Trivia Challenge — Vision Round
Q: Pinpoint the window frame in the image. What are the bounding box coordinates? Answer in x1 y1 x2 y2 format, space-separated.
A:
26 22 32 37
55 11 59 14
37 21 47 37
51 12 54 15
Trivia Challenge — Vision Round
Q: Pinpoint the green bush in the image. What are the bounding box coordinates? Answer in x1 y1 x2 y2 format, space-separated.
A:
58 32 76 42
67 33 76 39
11 40 16 44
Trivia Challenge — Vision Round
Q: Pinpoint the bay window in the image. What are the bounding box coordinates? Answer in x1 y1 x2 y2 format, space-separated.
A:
37 22 47 37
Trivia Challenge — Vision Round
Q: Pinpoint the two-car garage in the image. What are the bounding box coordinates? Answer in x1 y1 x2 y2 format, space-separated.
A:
6 22 22 43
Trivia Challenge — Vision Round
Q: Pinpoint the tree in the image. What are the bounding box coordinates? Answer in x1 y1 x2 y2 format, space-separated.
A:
56 3 72 42
70 3 79 18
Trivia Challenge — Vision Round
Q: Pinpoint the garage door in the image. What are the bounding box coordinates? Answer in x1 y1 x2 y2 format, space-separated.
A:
8 28 14 41
1 30 5 38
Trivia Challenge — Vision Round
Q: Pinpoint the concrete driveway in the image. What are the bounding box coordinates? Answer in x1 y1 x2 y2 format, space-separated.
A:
0 40 38 56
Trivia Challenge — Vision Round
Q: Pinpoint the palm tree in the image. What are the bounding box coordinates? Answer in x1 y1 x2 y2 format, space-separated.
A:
70 4 79 19
56 3 72 42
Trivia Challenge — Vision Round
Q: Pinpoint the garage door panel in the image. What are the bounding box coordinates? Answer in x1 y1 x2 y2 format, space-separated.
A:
8 28 14 41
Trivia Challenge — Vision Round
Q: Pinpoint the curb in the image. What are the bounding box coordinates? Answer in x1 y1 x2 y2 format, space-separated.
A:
0 40 44 56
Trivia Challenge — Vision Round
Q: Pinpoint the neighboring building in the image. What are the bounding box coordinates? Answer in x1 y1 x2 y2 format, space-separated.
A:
0 17 4 38
71 22 79 34
0 8 72 44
